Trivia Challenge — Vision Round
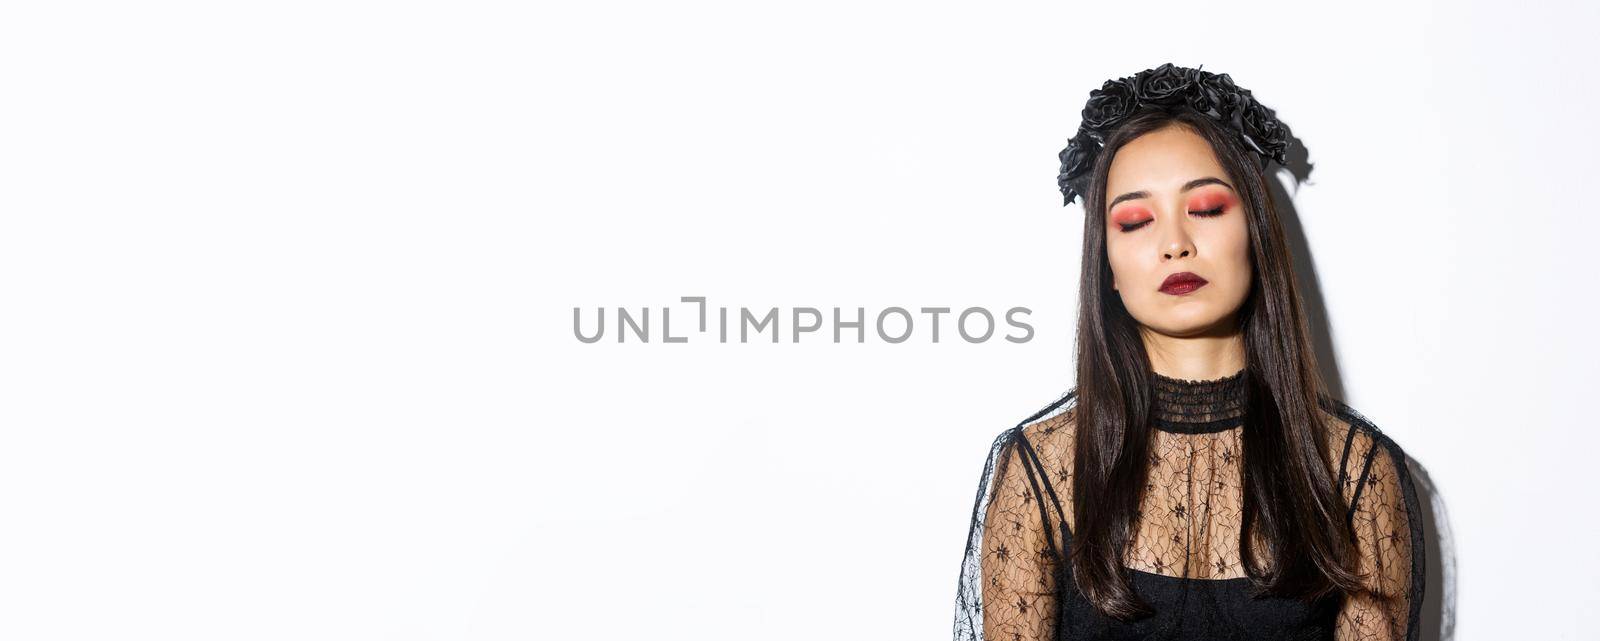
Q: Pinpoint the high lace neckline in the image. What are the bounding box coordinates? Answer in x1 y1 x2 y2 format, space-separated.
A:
1150 367 1248 434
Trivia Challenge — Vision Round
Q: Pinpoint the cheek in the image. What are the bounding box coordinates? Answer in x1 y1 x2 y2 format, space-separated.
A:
1105 245 1154 296
1216 219 1253 287
1104 238 1137 279
1223 215 1251 261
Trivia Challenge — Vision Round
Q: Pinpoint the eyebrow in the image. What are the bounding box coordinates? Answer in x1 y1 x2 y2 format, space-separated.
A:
1107 177 1234 210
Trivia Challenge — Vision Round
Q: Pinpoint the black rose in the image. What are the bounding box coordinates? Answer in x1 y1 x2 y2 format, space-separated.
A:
1080 77 1137 133
1189 71 1244 118
1240 101 1289 165
1057 129 1100 206
1134 63 1196 107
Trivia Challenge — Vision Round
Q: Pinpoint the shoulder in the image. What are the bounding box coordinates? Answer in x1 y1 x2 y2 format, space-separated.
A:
1018 387 1079 442
1315 396 1414 505
998 387 1080 481
974 388 1079 479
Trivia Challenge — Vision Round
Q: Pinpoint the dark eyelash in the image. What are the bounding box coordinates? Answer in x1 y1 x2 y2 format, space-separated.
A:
1116 206 1226 232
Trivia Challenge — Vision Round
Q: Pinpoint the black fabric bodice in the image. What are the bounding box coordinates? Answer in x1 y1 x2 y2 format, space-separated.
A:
1055 566 1341 641
953 369 1425 641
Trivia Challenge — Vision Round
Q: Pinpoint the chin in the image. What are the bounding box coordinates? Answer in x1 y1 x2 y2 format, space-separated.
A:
1144 311 1228 335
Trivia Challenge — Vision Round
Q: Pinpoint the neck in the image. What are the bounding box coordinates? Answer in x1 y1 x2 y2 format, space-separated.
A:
1138 319 1246 382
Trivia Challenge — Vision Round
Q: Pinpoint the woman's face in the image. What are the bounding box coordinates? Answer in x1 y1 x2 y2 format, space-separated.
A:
1104 124 1253 337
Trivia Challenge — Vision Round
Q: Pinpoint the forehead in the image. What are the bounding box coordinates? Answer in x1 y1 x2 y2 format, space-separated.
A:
1106 125 1227 195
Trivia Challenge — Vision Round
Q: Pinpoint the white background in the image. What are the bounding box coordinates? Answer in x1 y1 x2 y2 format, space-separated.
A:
2 1 1596 639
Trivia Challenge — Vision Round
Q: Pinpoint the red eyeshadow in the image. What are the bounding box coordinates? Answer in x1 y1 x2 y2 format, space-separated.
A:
1186 190 1233 211
1110 206 1150 225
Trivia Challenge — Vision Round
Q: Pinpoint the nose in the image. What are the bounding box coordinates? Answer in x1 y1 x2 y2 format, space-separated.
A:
1159 217 1196 261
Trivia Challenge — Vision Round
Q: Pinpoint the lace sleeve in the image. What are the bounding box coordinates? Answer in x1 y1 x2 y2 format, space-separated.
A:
1335 429 1425 641
954 426 1064 641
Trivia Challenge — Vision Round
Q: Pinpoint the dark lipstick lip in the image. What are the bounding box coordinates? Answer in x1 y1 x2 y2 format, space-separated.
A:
1159 272 1208 294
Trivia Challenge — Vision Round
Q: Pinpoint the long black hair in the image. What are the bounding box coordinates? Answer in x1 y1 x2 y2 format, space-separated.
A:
1068 106 1369 619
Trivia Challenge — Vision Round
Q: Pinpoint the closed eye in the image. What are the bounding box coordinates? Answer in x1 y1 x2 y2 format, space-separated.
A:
1116 206 1227 232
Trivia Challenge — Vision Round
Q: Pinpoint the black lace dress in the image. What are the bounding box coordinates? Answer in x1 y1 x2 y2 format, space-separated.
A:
952 369 1424 640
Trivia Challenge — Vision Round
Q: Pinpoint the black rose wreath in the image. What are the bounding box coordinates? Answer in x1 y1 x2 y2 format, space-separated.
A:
1057 63 1290 206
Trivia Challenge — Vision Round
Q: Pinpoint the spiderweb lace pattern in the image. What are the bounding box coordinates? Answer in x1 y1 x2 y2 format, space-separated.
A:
953 371 1423 640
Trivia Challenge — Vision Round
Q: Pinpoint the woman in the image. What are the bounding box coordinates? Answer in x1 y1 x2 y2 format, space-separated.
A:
952 64 1425 640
